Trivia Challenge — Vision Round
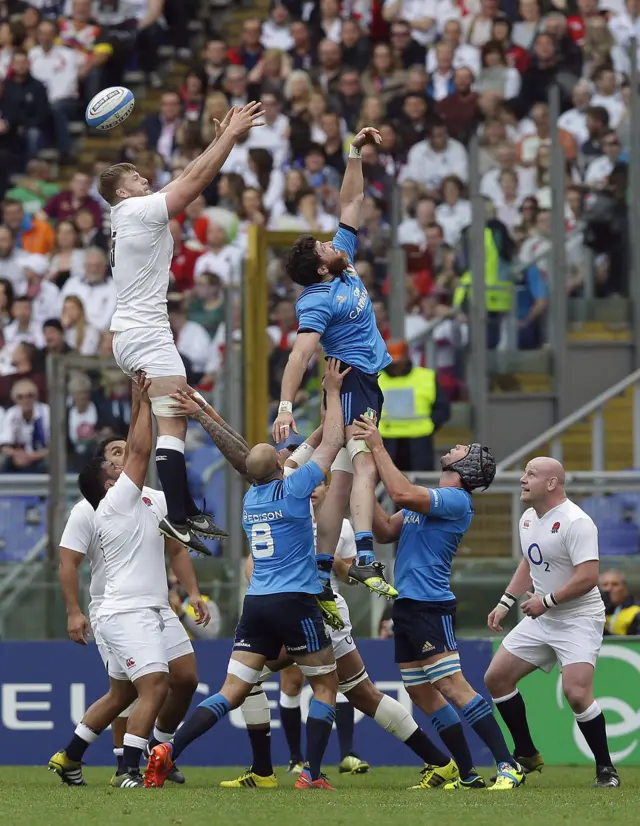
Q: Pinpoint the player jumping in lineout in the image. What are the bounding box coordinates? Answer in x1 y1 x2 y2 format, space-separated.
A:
271 126 397 600
98 102 264 556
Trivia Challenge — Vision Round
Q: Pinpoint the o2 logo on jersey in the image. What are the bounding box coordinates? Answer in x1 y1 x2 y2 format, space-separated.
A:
527 543 550 572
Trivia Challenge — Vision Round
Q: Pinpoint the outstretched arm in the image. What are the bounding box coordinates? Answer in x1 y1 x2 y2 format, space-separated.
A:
123 374 153 489
163 102 264 218
272 331 320 443
339 127 382 231
170 390 250 478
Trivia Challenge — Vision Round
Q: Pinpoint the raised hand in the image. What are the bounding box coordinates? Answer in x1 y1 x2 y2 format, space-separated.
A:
351 127 382 150
228 101 266 139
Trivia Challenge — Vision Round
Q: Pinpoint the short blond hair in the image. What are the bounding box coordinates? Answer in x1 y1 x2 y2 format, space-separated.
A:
98 163 136 205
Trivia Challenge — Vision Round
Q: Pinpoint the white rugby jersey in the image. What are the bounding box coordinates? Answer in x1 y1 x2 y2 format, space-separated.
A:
60 486 167 618
311 516 356 593
109 192 173 333
519 498 604 618
93 473 170 614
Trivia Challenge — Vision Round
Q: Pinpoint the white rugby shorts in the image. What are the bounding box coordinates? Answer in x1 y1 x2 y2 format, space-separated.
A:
112 326 186 380
96 605 193 682
327 593 357 661
501 611 605 673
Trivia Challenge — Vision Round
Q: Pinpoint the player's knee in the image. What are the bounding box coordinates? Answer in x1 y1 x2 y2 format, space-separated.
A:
484 664 513 698
563 682 592 713
281 668 304 696
345 678 380 717
170 669 198 698
136 671 170 704
432 673 472 706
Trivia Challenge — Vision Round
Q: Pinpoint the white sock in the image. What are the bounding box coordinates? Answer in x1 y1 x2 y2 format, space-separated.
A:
75 723 99 745
373 694 418 741
153 726 174 744
575 701 601 723
279 691 301 709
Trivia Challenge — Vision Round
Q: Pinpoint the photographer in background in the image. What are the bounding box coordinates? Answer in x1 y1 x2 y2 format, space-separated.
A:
600 569 640 636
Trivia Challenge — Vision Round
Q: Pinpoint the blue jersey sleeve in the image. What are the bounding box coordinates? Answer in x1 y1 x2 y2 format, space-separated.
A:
525 265 549 301
296 290 333 335
284 460 326 499
428 487 471 520
333 224 358 266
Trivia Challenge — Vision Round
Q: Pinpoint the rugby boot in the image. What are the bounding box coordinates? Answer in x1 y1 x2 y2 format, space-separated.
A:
348 559 398 598
159 518 211 556
48 750 86 786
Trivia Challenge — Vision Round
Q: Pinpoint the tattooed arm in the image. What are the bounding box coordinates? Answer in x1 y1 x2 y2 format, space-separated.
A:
170 390 250 478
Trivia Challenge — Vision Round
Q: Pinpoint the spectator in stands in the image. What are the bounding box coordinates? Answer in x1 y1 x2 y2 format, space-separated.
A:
512 0 542 50
188 272 225 339
201 39 228 91
382 0 438 48
245 91 289 166
465 0 502 48
517 102 577 167
29 20 82 163
58 0 111 104
194 219 242 284
168 298 211 379
169 220 200 292
0 225 30 292
48 220 85 288
2 50 50 163
288 20 316 71
591 66 625 129
401 120 468 194
600 570 640 636
340 17 370 72
435 176 471 246
40 318 72 362
389 19 425 69
515 263 549 349
557 81 592 148
481 142 535 204
23 254 61 325
2 199 54 255
60 294 99 355
0 377 49 472
492 14 531 74
426 42 455 101
333 69 363 133
43 171 102 227
4 296 44 350
313 38 343 96
96 369 131 435
585 131 626 188
476 40 522 101
0 341 46 406
267 298 297 351
436 66 482 145
427 19 481 76
516 33 574 117
377 340 450 471
75 206 108 250
224 64 250 108
261 2 293 51
143 91 182 166
228 17 263 71
5 159 59 215
66 370 98 470
0 276 13 327
61 247 116 332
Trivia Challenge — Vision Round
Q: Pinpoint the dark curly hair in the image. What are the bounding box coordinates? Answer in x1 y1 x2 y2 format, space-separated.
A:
285 234 322 287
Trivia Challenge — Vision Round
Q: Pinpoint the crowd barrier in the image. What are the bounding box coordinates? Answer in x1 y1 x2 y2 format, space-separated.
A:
1 638 638 766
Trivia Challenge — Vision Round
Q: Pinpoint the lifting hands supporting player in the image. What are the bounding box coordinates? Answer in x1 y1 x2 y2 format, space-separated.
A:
146 360 350 790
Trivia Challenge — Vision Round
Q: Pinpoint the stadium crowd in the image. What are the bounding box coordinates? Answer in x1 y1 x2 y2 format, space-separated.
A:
0 0 633 473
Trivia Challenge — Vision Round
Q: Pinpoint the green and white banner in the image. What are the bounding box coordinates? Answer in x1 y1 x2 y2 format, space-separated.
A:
494 638 640 764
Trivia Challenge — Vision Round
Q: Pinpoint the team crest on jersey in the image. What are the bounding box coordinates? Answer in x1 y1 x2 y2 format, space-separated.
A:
364 408 378 425
523 520 530 529
337 295 346 304
551 521 560 534
126 658 135 669
422 640 435 653
142 497 152 506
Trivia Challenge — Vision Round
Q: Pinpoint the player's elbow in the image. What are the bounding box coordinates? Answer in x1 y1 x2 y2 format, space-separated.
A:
390 490 416 510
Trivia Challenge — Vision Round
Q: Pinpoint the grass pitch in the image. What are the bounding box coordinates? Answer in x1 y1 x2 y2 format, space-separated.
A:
2 765 636 826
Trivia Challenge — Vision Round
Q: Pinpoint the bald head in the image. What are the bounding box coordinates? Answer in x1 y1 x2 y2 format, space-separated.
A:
246 443 281 483
520 456 567 512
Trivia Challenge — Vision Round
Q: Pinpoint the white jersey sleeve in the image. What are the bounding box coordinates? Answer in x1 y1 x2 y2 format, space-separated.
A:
104 472 142 515
60 501 95 555
565 517 599 566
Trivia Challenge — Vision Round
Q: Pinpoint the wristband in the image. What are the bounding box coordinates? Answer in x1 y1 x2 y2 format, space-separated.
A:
542 593 558 610
278 400 293 414
498 591 517 611
289 442 315 467
192 391 207 409
349 144 362 159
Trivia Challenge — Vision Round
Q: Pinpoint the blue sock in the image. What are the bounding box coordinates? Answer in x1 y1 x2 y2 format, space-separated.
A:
460 694 514 768
429 703 474 778
306 699 336 780
171 693 231 761
355 532 374 565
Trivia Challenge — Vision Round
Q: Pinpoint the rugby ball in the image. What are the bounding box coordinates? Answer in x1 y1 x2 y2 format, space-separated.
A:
85 87 135 131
